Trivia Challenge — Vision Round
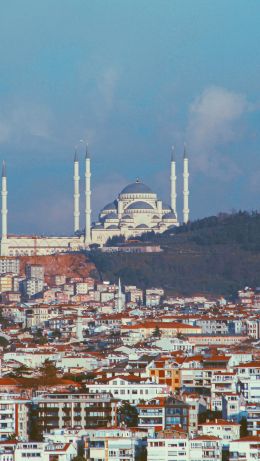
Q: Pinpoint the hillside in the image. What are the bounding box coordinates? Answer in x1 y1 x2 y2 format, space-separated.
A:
19 253 97 285
90 212 260 296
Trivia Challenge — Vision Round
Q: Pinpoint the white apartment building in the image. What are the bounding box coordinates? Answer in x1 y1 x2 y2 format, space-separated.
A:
22 277 44 298
229 437 260 461
3 351 59 368
87 377 169 404
84 428 147 461
0 394 30 441
147 434 221 461
211 372 238 412
189 436 221 461
236 362 260 402
246 403 260 436
14 442 76 461
147 435 188 461
154 337 194 353
222 394 246 422
199 419 240 448
245 318 260 339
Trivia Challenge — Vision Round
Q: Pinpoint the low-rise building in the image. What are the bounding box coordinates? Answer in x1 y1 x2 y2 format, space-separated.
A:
14 442 77 461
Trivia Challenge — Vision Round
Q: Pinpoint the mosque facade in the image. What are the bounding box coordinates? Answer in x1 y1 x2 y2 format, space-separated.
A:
92 179 178 245
0 146 189 256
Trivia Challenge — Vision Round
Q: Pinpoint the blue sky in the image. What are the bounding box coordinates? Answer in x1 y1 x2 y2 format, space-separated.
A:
0 0 260 234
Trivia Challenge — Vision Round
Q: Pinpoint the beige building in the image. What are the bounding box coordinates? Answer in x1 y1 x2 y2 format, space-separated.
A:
0 274 13 292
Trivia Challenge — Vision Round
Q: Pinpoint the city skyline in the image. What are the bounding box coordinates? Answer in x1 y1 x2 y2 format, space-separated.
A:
0 1 260 234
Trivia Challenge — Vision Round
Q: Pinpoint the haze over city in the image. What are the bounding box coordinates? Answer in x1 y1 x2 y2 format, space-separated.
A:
0 0 260 234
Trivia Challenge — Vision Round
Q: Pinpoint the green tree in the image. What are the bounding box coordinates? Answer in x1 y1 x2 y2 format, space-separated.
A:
106 235 125 247
51 329 62 339
0 336 9 348
240 417 248 437
12 364 30 378
72 457 87 461
39 360 58 385
136 447 147 461
117 401 138 427
29 405 43 441
152 326 161 338
6 433 17 441
198 410 222 424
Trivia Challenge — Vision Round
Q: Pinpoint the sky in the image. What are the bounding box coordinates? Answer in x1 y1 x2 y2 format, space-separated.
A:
0 0 260 235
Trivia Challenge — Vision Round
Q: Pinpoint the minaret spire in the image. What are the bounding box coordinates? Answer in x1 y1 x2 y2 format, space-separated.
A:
183 144 189 224
85 143 91 245
117 277 124 313
73 149 80 233
2 161 6 178
1 160 8 256
170 146 177 216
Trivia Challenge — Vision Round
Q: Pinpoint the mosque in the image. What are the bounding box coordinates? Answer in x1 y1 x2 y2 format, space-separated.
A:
0 146 189 256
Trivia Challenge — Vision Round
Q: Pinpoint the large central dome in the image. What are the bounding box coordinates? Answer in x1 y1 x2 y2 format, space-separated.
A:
120 180 153 195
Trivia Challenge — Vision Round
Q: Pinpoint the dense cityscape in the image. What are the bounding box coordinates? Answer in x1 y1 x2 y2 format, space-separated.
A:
1 1 260 460
0 253 259 460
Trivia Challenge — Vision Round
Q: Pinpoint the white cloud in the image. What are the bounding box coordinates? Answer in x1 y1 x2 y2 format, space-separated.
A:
0 101 52 145
187 86 249 179
97 67 120 113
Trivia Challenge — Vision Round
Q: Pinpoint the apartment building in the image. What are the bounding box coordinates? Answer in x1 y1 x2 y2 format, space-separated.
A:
0 393 31 441
87 376 169 404
34 392 117 434
148 357 181 392
147 431 221 461
25 264 45 280
0 259 20 275
138 396 190 432
0 275 13 293
229 437 260 461
236 362 260 402
198 419 240 448
14 442 76 461
246 403 260 436
83 428 147 461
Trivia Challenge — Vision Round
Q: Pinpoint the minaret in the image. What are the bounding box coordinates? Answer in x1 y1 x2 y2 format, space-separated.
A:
1 161 8 256
183 145 190 224
117 277 123 313
170 146 177 216
85 145 91 245
73 150 80 233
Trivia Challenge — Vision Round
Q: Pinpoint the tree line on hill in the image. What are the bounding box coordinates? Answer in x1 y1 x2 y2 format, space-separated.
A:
89 211 260 296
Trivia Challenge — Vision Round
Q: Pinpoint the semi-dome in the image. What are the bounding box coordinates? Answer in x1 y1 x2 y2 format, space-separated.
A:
104 212 118 220
102 201 117 211
107 225 119 229
121 214 133 220
120 180 153 195
163 212 176 219
136 224 149 229
126 201 154 210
